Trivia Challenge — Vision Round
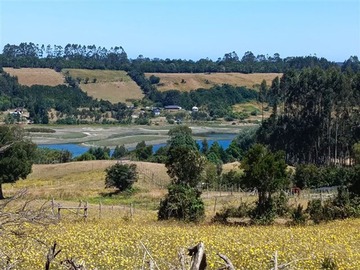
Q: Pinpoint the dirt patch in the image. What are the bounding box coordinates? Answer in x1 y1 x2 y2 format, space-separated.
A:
3 68 65 86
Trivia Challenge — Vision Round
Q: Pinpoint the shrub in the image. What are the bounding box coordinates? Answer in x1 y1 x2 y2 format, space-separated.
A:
105 163 138 192
289 204 307 225
158 184 205 222
306 199 324 224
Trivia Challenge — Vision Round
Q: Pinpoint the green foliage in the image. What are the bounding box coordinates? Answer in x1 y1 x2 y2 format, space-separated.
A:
166 146 206 187
241 144 289 209
321 256 338 270
112 145 127 159
88 147 111 160
76 152 96 161
257 67 360 166
0 125 36 199
105 163 138 192
135 141 153 161
212 202 253 224
149 75 160 84
306 199 324 224
158 184 205 222
289 204 307 225
222 169 242 187
33 147 72 164
293 164 320 189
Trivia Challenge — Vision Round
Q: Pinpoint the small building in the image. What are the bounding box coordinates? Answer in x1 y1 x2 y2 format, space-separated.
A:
152 108 161 116
192 106 199 112
164 105 182 111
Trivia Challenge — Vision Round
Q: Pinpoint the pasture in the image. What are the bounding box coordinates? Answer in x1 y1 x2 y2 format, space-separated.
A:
3 68 65 86
62 69 143 104
145 72 282 92
2 160 360 269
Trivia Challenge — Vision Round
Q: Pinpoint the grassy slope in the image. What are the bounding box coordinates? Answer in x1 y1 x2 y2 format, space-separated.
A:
4 160 170 206
146 72 282 92
63 69 143 103
3 67 65 86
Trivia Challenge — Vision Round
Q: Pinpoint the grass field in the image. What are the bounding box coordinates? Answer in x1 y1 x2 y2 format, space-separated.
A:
2 160 360 269
145 72 282 92
62 69 143 103
3 67 65 86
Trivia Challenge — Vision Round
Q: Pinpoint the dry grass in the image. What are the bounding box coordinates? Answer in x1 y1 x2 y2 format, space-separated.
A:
146 72 282 92
80 82 143 104
63 69 143 103
62 69 132 83
4 160 170 202
233 101 272 121
3 68 65 86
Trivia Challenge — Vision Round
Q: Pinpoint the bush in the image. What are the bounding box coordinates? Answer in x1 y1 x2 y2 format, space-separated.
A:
306 199 324 224
212 202 253 224
250 200 277 225
105 163 138 192
289 204 307 225
158 184 205 222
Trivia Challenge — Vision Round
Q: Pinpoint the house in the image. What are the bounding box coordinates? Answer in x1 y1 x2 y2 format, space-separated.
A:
164 105 182 111
152 108 161 116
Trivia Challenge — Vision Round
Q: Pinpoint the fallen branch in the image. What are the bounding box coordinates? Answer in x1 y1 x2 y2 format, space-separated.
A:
217 253 235 270
139 241 160 270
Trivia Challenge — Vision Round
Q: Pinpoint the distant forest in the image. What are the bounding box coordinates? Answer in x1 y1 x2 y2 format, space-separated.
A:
1 42 359 73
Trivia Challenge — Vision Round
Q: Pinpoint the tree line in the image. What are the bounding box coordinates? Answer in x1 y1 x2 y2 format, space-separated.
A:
3 42 358 73
0 68 132 124
256 66 360 166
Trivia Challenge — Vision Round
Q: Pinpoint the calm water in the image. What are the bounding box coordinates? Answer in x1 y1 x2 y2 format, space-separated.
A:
38 133 237 157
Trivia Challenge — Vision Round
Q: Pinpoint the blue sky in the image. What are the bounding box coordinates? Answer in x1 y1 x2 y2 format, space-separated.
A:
0 0 359 62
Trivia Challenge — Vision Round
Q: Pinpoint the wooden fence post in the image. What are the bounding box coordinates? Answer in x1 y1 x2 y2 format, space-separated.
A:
51 198 55 216
84 201 88 219
57 204 61 220
213 197 217 214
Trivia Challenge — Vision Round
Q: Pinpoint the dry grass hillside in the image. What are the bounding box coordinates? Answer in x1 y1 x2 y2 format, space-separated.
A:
4 160 170 203
63 69 143 103
146 72 282 92
3 67 65 86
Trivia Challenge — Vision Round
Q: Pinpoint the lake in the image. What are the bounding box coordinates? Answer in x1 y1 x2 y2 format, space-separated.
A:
38 133 237 157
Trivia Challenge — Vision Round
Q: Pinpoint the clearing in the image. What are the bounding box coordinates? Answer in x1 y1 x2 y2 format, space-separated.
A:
62 69 143 104
3 67 65 86
145 72 282 92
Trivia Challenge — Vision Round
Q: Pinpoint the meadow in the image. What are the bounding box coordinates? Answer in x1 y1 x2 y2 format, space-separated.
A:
3 68 65 86
2 161 360 269
145 73 282 92
62 69 143 104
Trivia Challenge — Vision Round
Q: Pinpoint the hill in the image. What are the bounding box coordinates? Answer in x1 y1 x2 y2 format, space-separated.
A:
63 69 144 104
145 72 282 92
2 68 143 104
3 67 65 86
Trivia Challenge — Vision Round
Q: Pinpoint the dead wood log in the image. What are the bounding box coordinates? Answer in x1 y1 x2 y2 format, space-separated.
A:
188 242 207 270
217 253 235 270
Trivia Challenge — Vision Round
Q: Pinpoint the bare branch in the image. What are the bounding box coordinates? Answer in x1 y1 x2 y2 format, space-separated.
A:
45 242 61 270
217 253 235 270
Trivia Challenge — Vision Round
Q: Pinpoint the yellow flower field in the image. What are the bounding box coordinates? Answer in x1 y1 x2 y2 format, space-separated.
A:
2 214 360 269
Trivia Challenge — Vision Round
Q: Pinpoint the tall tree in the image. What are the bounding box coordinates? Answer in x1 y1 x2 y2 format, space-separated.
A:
240 144 289 217
0 126 36 199
158 126 206 222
